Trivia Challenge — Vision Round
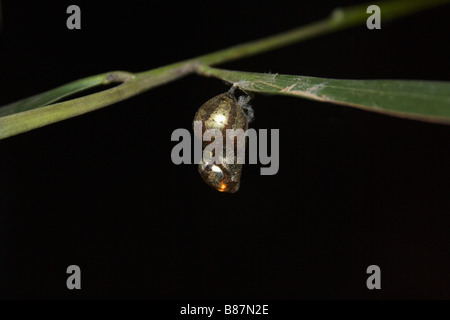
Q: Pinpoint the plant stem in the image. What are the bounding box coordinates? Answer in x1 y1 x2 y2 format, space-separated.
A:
138 0 449 76
0 0 448 140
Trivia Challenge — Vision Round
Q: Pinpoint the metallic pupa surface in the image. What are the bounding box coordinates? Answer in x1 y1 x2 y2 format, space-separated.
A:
193 89 250 193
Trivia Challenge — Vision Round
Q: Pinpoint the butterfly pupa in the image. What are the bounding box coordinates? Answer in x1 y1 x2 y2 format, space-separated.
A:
193 86 253 193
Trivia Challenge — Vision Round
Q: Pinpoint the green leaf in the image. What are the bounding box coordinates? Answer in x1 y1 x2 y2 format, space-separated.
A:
198 66 450 124
0 66 188 140
0 71 134 118
1 0 449 140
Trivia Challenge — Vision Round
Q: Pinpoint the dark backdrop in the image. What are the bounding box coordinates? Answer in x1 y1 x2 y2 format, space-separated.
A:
0 0 449 299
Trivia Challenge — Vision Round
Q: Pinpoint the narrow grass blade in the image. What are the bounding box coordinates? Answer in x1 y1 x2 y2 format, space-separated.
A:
199 67 450 124
0 71 134 118
1 0 448 139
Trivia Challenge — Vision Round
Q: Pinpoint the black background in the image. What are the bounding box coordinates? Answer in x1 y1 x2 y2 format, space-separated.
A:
0 0 449 299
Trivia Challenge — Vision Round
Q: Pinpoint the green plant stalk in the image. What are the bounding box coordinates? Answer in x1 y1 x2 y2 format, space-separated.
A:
0 0 449 140
144 0 449 69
